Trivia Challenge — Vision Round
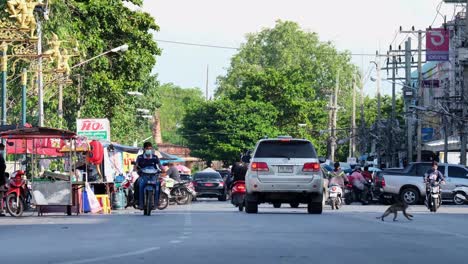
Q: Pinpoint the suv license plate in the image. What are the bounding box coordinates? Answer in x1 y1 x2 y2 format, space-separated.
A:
278 166 293 173
147 181 157 185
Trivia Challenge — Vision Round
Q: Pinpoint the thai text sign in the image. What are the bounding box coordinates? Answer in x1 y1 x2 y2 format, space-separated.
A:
426 28 449 61
77 118 110 141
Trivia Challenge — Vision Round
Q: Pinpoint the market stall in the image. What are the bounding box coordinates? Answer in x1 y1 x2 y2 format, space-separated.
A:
1 127 79 216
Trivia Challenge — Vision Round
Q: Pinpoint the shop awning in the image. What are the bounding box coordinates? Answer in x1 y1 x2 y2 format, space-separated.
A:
424 136 461 152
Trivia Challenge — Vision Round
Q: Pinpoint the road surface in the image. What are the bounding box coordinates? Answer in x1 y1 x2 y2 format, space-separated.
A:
1 200 467 264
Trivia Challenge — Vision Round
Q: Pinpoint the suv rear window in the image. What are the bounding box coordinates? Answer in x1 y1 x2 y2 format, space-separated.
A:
254 140 317 158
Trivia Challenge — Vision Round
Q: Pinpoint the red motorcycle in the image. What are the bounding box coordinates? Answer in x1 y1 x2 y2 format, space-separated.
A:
231 181 246 211
4 170 31 217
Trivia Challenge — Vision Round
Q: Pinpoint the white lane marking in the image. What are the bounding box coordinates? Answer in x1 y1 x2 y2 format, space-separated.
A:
183 232 192 235
179 236 189 240
56 247 160 264
170 240 182 244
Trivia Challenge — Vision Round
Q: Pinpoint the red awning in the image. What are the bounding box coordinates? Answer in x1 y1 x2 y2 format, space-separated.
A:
1 127 76 156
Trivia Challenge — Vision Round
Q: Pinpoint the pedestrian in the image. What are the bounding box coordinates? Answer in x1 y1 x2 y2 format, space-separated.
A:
0 143 7 216
166 162 181 182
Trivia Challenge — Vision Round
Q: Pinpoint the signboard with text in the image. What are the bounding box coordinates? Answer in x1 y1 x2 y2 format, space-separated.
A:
426 28 449 61
76 118 111 141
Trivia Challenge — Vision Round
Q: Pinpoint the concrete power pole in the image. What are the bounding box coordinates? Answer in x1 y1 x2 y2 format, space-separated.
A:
329 70 339 162
350 77 356 159
405 38 413 162
391 55 397 167
416 30 423 162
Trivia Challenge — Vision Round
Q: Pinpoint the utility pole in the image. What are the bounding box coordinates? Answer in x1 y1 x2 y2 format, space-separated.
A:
1 42 6 127
21 68 27 126
405 38 414 162
370 59 381 167
416 30 423 162
350 76 356 158
391 55 397 167
329 70 339 162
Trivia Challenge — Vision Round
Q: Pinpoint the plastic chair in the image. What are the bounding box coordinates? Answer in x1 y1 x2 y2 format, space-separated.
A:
95 194 111 214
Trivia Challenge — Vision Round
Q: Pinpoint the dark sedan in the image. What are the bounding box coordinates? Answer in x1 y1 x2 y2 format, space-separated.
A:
192 172 227 201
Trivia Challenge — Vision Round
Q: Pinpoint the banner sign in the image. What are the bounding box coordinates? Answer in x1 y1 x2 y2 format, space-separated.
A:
426 28 449 61
77 119 110 141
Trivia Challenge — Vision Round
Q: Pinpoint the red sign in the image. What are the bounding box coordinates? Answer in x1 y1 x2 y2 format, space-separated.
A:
426 28 449 61
80 120 105 131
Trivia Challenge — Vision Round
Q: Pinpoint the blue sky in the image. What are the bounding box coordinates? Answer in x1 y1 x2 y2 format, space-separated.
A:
141 0 463 98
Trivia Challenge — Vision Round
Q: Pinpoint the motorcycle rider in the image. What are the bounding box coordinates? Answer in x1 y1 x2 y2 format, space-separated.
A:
424 161 445 204
228 154 248 190
328 162 348 189
361 166 373 182
349 166 369 204
133 142 162 209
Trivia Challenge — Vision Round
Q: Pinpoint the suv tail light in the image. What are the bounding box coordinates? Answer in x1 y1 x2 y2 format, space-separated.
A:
303 162 320 172
381 177 386 188
251 162 269 171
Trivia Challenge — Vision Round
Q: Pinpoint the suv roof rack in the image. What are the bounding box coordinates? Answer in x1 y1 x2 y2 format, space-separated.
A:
277 135 293 139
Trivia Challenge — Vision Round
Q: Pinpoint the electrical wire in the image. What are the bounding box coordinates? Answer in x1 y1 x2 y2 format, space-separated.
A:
155 39 380 57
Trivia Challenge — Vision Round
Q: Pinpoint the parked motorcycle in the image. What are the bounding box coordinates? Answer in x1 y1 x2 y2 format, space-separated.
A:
122 172 135 209
170 181 194 205
158 178 171 210
137 167 161 216
426 181 442 212
231 181 246 211
453 185 468 205
4 170 32 217
327 184 343 210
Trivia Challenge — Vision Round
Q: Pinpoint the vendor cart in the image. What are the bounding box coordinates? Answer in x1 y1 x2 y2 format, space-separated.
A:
0 127 79 216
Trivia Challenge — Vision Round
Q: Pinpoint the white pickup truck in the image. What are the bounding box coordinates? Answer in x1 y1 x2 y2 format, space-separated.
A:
376 162 468 205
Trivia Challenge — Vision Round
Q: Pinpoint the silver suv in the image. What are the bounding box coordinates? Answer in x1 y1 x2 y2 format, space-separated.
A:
244 136 324 214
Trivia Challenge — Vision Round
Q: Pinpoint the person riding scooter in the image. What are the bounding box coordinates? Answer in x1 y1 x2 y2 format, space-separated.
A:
349 166 369 204
133 142 162 209
328 162 348 189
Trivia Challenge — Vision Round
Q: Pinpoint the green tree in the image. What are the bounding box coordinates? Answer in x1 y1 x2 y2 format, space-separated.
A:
181 99 280 163
157 83 204 145
1 1 161 145
216 20 358 157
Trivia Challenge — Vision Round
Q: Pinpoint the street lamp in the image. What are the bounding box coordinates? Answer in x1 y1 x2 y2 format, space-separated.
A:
71 44 129 69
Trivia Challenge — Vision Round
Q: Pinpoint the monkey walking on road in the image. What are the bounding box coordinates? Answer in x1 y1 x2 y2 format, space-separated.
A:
377 201 413 221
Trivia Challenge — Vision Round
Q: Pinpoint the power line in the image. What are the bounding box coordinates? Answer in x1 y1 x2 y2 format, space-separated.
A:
155 39 380 57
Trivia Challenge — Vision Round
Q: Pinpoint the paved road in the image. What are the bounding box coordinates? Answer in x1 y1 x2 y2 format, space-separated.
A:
1 200 468 264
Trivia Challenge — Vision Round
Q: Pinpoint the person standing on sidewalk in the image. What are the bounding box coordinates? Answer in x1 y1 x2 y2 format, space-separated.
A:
0 143 7 216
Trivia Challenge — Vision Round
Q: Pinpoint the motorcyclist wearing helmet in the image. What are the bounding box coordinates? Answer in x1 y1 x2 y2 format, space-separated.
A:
328 162 348 189
133 142 162 209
